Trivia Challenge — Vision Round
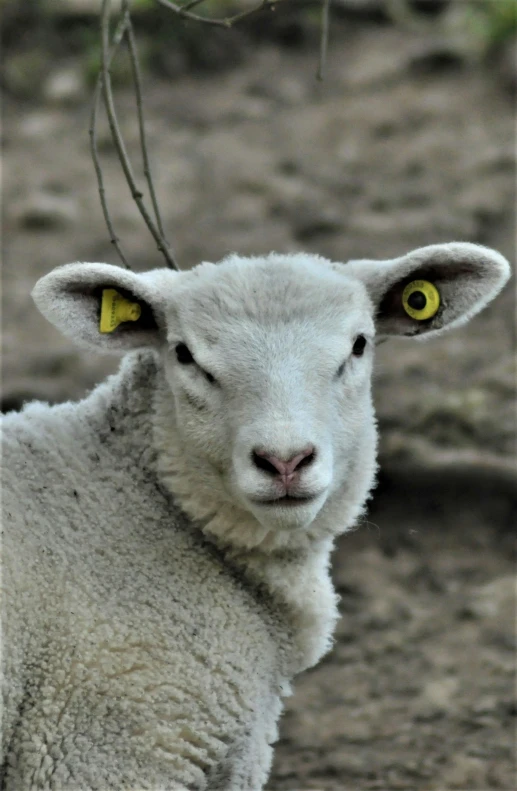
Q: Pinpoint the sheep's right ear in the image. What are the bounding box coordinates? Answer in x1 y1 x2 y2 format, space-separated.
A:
344 242 511 339
32 263 179 353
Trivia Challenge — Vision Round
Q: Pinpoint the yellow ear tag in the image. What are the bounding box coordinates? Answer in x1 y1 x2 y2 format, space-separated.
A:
99 289 142 333
402 280 440 321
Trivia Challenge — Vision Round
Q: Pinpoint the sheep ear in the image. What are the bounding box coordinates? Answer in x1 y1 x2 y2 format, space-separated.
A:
32 263 178 353
345 242 511 339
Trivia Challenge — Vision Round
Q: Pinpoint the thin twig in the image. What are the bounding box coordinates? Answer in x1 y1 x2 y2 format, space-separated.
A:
317 0 331 80
222 0 279 27
89 8 132 268
155 0 231 28
122 0 178 268
155 0 279 29
100 0 178 269
92 0 316 271
181 0 209 12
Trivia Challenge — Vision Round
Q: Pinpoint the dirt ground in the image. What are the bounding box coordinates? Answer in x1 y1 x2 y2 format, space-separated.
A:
2 13 516 790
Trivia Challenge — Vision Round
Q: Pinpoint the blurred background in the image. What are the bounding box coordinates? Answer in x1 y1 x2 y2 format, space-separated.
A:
2 0 516 788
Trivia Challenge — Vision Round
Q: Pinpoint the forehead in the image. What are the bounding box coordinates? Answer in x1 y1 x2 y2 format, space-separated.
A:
169 254 373 344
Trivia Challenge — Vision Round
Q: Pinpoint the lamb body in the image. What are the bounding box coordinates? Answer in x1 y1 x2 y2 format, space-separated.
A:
2 352 298 790
1 244 511 790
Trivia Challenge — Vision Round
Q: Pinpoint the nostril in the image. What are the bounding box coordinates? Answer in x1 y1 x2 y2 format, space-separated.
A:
252 451 280 476
296 450 315 470
251 446 316 477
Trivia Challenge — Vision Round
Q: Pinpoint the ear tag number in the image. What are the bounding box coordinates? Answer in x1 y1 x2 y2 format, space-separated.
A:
402 280 440 321
99 289 142 333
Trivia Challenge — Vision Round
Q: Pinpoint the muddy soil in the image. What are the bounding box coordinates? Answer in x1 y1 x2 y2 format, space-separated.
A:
3 17 516 790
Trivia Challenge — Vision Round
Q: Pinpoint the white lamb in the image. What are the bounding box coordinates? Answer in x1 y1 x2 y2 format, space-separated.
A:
1 242 510 790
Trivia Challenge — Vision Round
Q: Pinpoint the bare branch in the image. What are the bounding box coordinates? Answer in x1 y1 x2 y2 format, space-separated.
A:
100 0 178 269
155 0 280 29
89 8 132 269
223 0 279 27
155 0 230 28
317 0 331 81
92 0 331 272
122 0 178 268
181 0 210 11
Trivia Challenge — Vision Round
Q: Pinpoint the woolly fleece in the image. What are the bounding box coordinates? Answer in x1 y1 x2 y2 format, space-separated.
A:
2 355 289 790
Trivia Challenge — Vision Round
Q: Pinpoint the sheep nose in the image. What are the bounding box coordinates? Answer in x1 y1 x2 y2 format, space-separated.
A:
252 446 316 480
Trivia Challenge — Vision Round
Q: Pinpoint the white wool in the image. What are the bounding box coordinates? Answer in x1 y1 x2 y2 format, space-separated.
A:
1 242 510 790
2 356 289 790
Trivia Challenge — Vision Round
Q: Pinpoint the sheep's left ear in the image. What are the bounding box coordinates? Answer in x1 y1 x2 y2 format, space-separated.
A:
345 242 511 339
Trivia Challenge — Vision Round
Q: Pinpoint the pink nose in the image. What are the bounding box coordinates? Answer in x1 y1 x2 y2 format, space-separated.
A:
252 446 316 482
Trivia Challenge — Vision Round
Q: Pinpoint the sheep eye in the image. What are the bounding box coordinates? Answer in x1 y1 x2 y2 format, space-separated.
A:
352 335 367 357
175 343 217 384
176 343 194 364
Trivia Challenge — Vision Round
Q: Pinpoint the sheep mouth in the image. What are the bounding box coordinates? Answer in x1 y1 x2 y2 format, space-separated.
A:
251 494 319 507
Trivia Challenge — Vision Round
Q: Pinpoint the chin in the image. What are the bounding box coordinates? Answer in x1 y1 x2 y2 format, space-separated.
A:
248 492 327 531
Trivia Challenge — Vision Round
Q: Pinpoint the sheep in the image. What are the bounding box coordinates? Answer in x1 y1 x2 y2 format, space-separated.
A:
1 241 510 791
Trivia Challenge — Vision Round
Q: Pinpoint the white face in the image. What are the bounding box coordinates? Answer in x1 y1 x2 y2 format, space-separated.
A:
162 255 376 532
